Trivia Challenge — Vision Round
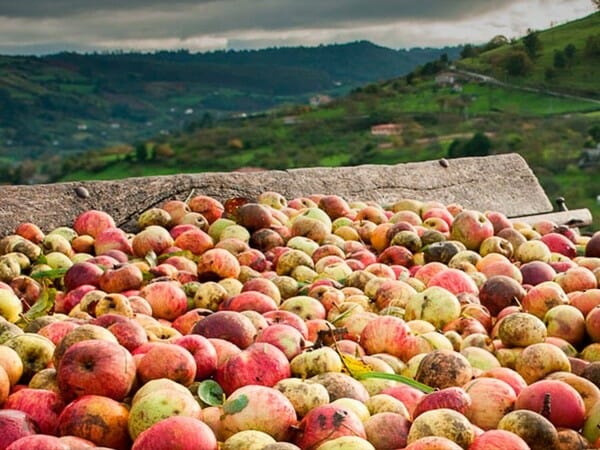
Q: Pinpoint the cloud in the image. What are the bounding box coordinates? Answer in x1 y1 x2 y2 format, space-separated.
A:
0 0 594 54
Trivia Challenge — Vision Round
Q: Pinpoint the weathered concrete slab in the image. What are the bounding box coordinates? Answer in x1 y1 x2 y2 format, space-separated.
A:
0 153 553 235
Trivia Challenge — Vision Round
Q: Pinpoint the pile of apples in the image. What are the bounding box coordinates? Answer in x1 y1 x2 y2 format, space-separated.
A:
1 191 600 450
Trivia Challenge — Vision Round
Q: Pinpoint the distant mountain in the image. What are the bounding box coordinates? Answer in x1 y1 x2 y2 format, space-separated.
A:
0 41 461 160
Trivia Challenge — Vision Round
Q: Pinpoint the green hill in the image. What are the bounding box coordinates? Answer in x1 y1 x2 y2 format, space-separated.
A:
0 41 461 161
457 12 600 97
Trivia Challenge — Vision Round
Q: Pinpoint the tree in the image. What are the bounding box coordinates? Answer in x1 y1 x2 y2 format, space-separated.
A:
504 50 533 76
564 43 576 62
460 44 479 59
584 34 600 58
135 143 148 161
553 49 567 69
523 30 542 59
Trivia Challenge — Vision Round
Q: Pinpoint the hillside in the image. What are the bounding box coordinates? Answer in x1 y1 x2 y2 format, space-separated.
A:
457 12 600 97
0 41 460 161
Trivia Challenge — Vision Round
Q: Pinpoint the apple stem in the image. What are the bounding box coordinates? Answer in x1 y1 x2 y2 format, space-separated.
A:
541 392 552 419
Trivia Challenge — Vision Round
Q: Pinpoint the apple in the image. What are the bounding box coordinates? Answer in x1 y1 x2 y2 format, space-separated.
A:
220 291 278 314
219 385 296 441
14 222 44 244
450 210 494 251
171 334 218 380
4 388 65 435
405 286 461 330
544 304 585 346
73 210 116 239
52 323 118 368
197 248 241 281
540 232 577 258
463 377 516 430
216 342 291 395
407 408 474 448
187 195 224 224
521 281 569 319
415 349 473 390
4 333 55 382
554 266 597 293
412 387 471 419
515 240 552 263
58 394 130 450
192 310 256 349
98 263 143 293
38 320 79 346
0 289 23 323
94 227 133 256
131 416 217 450
515 342 571 384
294 403 365 449
469 429 530 450
359 315 410 358
137 342 196 386
0 409 39 450
131 225 174 258
0 345 24 386
520 260 556 286
139 280 188 321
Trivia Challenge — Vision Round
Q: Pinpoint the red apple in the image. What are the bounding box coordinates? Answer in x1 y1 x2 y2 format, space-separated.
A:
294 403 365 449
196 248 241 281
360 315 410 358
94 227 133 256
188 195 224 224
450 210 494 251
63 263 103 292
192 311 257 349
57 339 136 402
171 334 218 380
4 388 65 435
136 342 196 386
469 429 530 450
57 394 130 450
215 342 291 395
412 387 471 419
132 416 217 450
139 281 187 321
73 210 116 239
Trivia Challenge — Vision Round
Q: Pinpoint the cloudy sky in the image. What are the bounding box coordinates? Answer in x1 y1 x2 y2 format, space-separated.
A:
0 0 596 54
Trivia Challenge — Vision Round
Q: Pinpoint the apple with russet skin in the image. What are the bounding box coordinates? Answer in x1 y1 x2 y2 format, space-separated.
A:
544 304 585 346
4 388 65 435
58 394 130 450
515 240 552 263
170 334 217 380
407 408 474 448
57 339 136 402
249 228 285 252
131 416 217 450
136 341 196 386
139 280 187 321
215 342 291 395
0 409 40 450
73 210 116 238
515 342 571 384
4 333 55 382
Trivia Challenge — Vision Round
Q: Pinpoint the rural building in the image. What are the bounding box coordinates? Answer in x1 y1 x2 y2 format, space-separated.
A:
371 123 403 136
579 144 600 168
309 95 333 107
435 72 456 85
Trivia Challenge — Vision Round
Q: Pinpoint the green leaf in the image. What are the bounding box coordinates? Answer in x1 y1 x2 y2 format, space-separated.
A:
355 371 434 394
30 268 68 281
16 287 57 327
144 250 158 268
222 393 249 414
197 380 224 406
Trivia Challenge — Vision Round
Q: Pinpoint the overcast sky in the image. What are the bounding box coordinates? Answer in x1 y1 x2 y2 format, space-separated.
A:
0 0 595 54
